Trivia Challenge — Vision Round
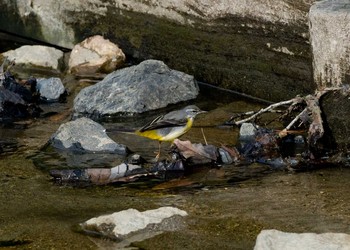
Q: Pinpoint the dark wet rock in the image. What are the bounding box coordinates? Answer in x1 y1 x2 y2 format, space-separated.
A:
68 35 125 75
2 72 35 103
36 77 65 102
49 117 128 154
321 91 350 150
0 70 42 120
74 60 199 116
80 207 187 246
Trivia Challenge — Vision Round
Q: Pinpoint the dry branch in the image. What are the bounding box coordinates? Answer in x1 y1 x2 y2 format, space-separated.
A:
232 86 349 146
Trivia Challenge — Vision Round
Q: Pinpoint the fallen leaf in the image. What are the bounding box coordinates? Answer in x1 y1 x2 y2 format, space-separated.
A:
173 139 217 160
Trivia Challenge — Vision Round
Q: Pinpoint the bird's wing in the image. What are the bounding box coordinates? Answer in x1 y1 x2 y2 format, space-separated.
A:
139 115 187 132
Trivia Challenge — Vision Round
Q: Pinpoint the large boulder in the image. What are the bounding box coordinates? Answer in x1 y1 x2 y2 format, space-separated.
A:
309 1 350 88
1 45 64 75
68 35 126 75
50 117 128 154
74 60 199 116
0 0 317 101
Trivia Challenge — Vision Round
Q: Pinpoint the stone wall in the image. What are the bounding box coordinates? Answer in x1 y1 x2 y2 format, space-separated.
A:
0 0 317 101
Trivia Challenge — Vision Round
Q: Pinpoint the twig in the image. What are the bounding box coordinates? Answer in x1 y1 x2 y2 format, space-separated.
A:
234 98 297 125
201 128 208 145
278 107 308 138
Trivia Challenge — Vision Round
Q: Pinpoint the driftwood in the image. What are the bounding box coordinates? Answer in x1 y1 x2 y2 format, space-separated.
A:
230 87 345 147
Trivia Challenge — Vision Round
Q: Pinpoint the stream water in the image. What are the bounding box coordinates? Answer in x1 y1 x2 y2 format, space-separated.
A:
1 73 350 250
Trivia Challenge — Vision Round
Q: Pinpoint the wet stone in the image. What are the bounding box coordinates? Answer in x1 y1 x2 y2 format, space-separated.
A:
36 77 65 102
49 117 128 154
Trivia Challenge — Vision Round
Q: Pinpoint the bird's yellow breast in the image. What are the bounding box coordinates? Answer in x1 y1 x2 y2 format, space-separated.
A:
136 118 193 142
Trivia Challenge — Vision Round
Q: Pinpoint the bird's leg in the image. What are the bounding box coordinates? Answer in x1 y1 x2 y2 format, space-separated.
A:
155 141 162 161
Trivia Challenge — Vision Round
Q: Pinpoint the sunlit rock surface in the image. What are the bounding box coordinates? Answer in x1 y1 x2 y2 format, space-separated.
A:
254 229 350 250
309 0 350 88
68 35 125 75
74 60 199 116
2 45 64 73
0 0 316 101
81 206 187 247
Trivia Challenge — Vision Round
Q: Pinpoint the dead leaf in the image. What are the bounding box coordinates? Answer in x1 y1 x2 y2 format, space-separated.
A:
173 139 217 160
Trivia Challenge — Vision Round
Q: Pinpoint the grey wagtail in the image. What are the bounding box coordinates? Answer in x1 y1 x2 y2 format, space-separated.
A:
135 105 206 159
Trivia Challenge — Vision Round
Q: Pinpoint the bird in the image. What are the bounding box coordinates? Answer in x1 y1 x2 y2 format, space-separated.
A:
135 105 206 160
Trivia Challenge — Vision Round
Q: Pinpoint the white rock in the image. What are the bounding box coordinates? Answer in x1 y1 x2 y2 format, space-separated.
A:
309 0 350 88
68 35 125 75
84 207 188 237
2 45 63 71
254 229 350 250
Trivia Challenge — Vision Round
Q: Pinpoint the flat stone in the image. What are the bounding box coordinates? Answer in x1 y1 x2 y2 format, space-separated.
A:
254 229 350 250
81 207 188 243
2 45 64 71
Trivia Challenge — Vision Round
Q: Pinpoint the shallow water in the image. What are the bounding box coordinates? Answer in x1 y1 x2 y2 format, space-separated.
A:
1 76 350 249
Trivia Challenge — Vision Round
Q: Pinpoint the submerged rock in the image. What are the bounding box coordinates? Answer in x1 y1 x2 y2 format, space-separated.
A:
74 60 199 116
81 207 187 245
50 117 128 154
37 77 65 102
68 35 125 75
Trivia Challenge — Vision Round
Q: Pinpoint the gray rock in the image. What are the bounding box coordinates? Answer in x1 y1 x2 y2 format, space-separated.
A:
254 229 350 250
239 123 259 142
50 117 128 154
81 207 187 247
37 77 65 102
309 1 350 88
74 60 199 116
2 45 64 71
